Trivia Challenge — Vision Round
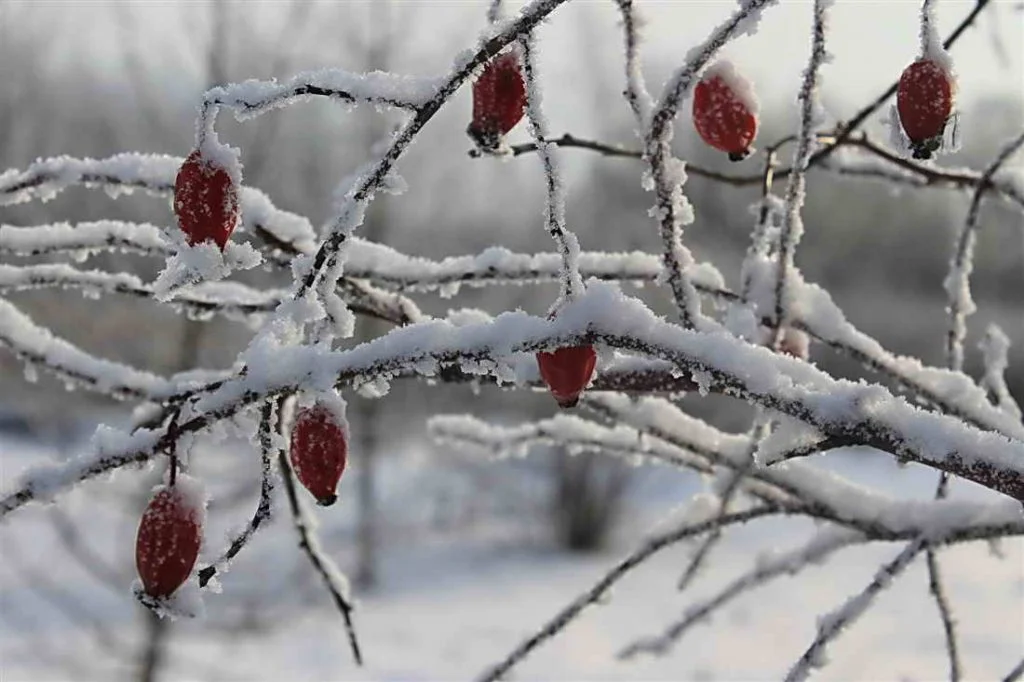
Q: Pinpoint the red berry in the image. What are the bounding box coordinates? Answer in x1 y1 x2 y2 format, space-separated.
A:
468 51 527 151
173 149 239 250
537 345 597 409
897 58 955 160
290 404 348 506
692 68 759 161
135 485 203 599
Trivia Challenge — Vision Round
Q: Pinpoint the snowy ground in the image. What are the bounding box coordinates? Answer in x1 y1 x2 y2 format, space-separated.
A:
1 426 1021 681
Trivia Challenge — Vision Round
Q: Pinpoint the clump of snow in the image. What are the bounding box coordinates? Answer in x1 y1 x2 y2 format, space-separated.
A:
701 60 760 115
152 239 263 301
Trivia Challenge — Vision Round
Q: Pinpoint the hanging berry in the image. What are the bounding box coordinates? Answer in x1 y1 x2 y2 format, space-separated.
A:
290 403 348 506
173 149 240 250
467 51 527 152
135 480 204 599
537 345 597 409
896 58 955 160
692 62 759 161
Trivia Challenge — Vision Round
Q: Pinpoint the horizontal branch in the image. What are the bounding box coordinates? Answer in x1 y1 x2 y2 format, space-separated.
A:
5 283 1024 519
204 68 438 118
493 133 1024 207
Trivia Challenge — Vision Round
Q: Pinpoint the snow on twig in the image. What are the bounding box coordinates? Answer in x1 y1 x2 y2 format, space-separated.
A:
641 0 780 327
770 0 830 344
520 32 584 306
613 0 655 126
289 0 571 305
979 326 1022 421
944 129 1024 372
6 282 1024 520
197 402 277 589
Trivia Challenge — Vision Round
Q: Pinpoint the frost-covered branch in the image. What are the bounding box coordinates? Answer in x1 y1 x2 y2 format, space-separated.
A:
290 0 571 305
619 527 863 659
810 0 992 167
944 129 1024 371
783 537 928 682
612 0 655 125
474 506 786 682
0 297 172 400
770 0 830 343
519 32 584 304
0 263 283 322
202 69 435 119
197 402 277 588
0 220 171 258
641 0 778 326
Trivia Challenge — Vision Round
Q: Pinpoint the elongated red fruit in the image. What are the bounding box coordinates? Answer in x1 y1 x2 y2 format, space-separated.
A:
897 58 955 160
135 484 203 599
290 404 348 506
537 345 597 409
173 149 239 250
467 51 527 151
692 64 759 161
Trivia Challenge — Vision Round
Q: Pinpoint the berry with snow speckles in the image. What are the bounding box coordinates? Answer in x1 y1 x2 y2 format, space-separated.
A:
897 58 955 160
135 485 203 599
537 345 597 409
692 69 759 161
290 404 348 506
467 52 527 152
174 149 239 250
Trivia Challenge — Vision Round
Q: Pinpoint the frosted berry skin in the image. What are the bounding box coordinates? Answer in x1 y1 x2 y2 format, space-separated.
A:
536 345 598 409
173 149 239 250
290 405 348 506
897 58 955 160
467 52 527 151
135 487 203 599
692 75 758 161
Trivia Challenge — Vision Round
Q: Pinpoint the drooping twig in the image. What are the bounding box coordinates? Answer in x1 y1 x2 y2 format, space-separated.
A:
197 402 277 588
978 326 1022 420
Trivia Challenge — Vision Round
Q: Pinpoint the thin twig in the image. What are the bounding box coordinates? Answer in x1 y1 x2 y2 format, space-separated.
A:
474 506 787 682
197 401 277 588
783 537 928 682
